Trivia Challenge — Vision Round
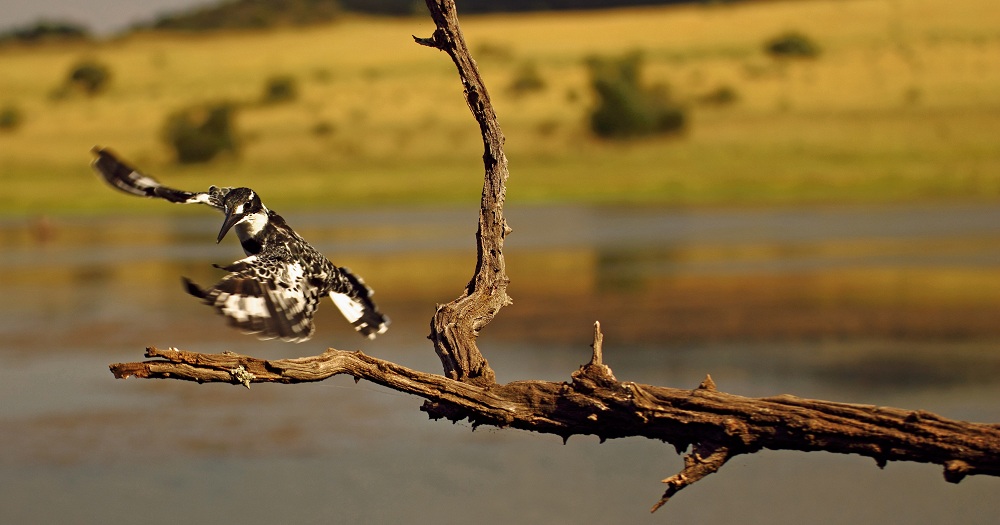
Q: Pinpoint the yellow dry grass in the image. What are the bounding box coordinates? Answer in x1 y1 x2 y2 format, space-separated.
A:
1 0 999 215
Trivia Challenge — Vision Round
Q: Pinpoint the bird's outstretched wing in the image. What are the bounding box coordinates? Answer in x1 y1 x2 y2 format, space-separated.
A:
183 254 325 343
328 268 390 340
90 146 226 209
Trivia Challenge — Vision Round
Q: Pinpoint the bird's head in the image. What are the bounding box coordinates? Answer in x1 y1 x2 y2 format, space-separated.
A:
217 187 265 243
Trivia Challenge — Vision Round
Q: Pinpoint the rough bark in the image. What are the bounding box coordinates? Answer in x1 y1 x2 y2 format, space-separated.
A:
416 1 510 387
108 0 1000 513
111 339 1000 512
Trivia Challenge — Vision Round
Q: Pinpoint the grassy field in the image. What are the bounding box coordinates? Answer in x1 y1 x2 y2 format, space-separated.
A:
1 0 999 216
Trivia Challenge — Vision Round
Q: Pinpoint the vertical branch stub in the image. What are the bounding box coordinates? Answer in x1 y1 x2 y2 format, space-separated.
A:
573 321 616 387
591 321 604 366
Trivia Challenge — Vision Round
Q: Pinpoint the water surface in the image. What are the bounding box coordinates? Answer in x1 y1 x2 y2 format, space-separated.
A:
2 203 999 524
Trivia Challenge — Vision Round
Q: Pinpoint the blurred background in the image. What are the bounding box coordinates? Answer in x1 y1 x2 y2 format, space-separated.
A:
2 0 1000 523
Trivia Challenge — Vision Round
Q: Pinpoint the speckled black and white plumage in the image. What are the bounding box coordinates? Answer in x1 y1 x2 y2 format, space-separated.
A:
91 146 389 342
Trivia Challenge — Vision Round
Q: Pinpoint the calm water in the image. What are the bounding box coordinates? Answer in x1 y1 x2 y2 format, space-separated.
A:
2 203 1000 524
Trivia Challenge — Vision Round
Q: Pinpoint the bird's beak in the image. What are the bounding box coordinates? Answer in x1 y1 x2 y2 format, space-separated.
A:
217 209 240 243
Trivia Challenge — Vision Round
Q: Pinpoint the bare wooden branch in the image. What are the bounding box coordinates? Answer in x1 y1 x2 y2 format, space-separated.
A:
105 0 1000 514
111 345 1000 507
416 0 511 387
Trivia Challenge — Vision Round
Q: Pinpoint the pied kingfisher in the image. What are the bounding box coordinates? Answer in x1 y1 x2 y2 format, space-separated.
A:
91 146 389 342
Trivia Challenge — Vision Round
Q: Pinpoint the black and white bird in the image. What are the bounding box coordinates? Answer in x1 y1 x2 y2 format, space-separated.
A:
90 146 389 342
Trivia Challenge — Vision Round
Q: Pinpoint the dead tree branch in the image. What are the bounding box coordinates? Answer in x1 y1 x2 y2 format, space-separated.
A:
415 0 511 387
108 0 1000 513
112 340 1000 512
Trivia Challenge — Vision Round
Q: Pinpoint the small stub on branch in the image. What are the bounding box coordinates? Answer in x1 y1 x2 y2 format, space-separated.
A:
413 34 437 48
590 321 604 366
652 442 733 513
697 374 718 392
944 459 972 483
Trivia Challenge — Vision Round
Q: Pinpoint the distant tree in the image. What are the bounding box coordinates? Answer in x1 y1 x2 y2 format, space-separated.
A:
508 61 546 96
0 104 24 131
697 84 739 106
135 0 722 32
261 75 299 104
339 0 423 15
764 30 821 59
65 59 112 96
148 0 343 31
161 102 239 164
0 20 89 44
342 0 701 15
585 51 686 139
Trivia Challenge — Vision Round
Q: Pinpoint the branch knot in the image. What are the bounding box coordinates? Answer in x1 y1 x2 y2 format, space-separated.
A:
229 365 256 389
412 28 449 50
944 459 972 483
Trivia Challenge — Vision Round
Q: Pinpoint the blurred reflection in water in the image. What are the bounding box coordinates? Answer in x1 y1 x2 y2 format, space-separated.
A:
1 203 999 524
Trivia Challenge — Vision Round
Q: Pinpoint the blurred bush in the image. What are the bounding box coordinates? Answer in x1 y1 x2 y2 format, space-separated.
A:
261 74 299 104
55 59 112 97
508 61 546 96
585 51 686 139
0 104 23 131
475 41 516 62
764 31 821 59
697 84 739 106
161 102 239 163
311 120 336 137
